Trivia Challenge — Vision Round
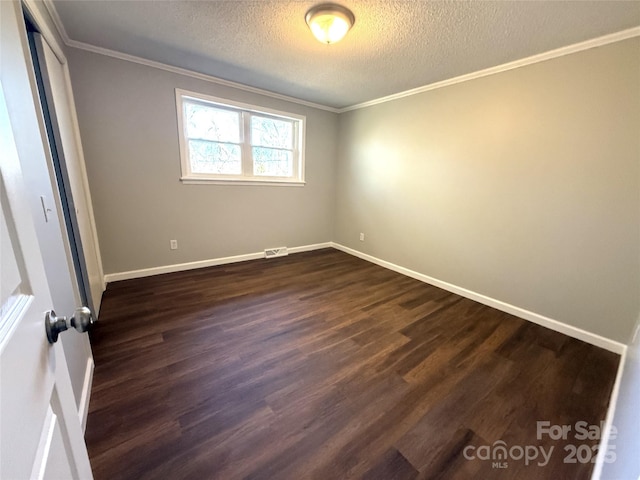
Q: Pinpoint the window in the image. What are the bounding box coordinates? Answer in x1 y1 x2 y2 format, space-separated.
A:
176 89 305 185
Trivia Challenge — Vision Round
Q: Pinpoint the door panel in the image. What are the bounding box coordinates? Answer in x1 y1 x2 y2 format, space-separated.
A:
0 185 26 323
34 404 75 480
0 77 92 479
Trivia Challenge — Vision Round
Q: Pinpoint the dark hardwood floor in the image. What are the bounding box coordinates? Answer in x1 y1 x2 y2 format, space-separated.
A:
86 248 619 479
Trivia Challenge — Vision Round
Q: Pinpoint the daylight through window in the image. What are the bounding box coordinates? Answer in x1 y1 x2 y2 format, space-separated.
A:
176 89 305 185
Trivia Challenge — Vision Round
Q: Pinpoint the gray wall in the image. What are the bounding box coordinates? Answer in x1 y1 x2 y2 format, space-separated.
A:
69 38 640 344
334 38 640 343
67 48 338 275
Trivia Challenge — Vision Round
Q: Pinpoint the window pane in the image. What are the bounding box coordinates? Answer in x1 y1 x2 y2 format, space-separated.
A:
185 102 240 142
253 147 292 177
251 116 293 149
189 139 241 175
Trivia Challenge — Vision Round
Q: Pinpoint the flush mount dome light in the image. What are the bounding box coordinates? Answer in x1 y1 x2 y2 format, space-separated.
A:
305 3 355 44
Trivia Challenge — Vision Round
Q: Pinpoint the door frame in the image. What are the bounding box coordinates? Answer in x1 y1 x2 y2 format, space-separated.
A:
22 0 105 312
27 21 94 312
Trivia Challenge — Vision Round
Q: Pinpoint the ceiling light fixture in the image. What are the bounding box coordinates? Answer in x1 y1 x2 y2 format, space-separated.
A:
305 3 355 45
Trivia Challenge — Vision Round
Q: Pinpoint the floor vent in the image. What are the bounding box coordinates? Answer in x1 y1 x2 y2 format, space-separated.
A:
265 247 288 259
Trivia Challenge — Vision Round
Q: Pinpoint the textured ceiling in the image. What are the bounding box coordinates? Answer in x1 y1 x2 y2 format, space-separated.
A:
51 0 640 109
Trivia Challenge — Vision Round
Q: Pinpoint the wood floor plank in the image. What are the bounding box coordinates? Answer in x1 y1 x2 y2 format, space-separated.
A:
86 248 619 479
361 448 418 480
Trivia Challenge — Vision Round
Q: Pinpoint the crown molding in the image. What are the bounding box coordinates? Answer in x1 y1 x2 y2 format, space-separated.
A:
40 0 338 112
41 0 70 44
64 39 341 113
35 0 640 115
339 26 640 113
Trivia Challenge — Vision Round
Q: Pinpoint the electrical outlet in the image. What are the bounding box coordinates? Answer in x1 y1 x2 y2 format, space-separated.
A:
170 239 178 250
359 232 365 241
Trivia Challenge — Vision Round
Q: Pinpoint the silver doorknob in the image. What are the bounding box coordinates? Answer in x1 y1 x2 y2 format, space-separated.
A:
45 307 94 344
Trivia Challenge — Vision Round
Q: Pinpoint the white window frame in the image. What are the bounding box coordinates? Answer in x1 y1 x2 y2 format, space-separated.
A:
175 89 306 186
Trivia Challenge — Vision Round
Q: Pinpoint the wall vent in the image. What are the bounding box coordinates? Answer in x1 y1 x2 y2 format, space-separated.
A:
264 247 288 259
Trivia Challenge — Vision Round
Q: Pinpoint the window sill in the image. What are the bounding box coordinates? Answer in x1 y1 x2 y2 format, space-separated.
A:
180 177 306 187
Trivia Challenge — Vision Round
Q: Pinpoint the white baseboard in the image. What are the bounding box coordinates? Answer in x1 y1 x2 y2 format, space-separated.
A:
590 346 627 480
331 242 625 354
78 356 94 433
287 243 333 255
103 242 333 283
102 241 623 354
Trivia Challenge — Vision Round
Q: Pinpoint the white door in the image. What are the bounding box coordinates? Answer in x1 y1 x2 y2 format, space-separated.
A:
0 80 93 479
